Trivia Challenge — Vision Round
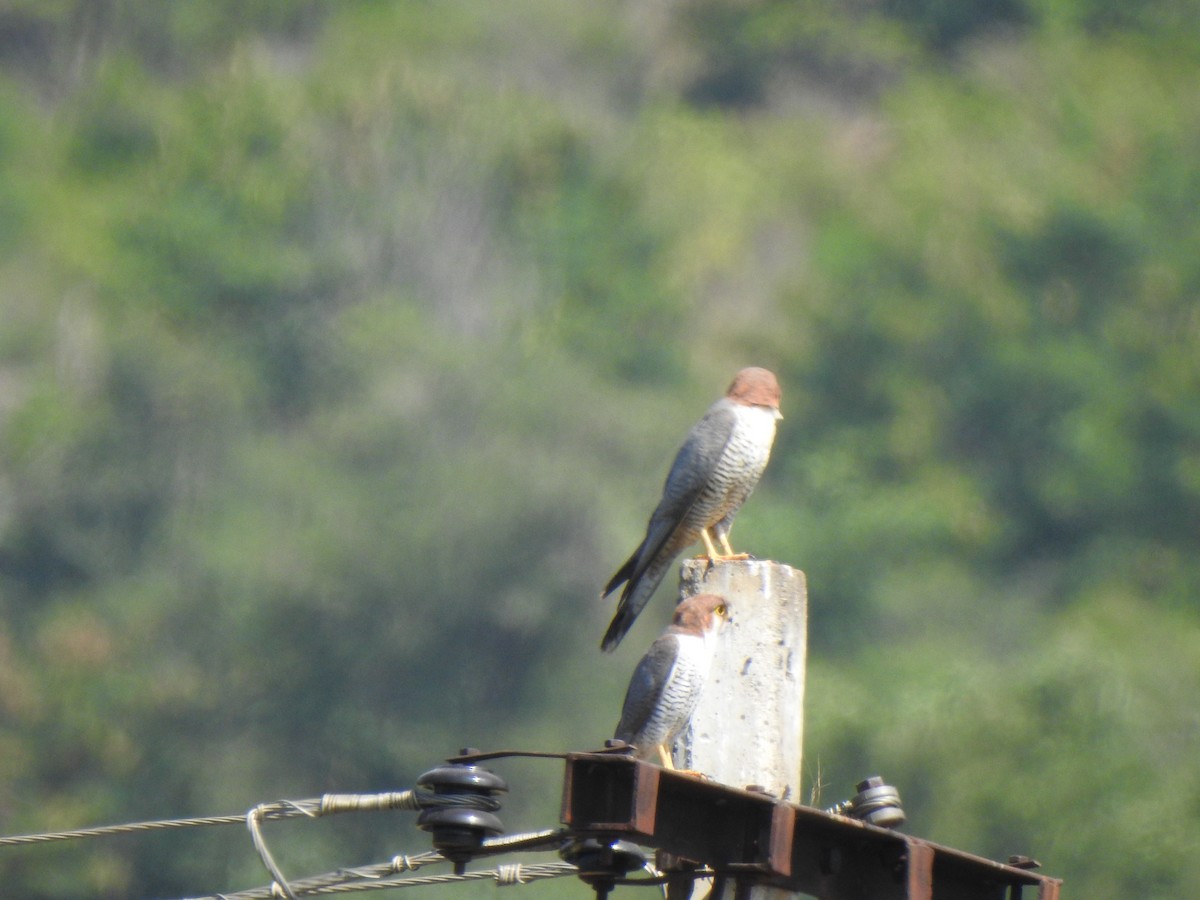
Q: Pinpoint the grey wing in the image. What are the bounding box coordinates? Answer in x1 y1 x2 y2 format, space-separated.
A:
614 636 679 744
628 402 738 582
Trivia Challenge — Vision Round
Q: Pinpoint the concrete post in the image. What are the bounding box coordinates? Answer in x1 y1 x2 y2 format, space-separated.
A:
678 558 807 802
676 558 807 900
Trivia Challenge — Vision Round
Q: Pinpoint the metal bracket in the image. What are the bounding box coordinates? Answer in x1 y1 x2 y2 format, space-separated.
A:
561 753 1060 900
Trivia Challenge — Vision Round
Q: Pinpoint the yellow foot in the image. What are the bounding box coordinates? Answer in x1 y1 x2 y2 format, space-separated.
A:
700 528 750 561
674 769 713 780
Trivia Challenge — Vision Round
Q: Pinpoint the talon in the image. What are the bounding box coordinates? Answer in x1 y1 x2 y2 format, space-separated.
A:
691 551 749 562
702 530 751 561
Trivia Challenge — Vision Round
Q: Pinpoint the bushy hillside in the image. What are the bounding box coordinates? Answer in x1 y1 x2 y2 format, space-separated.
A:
0 2 1196 896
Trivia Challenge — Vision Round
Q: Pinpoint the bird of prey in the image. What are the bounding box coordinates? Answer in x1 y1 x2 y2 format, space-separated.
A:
600 367 781 652
613 593 730 769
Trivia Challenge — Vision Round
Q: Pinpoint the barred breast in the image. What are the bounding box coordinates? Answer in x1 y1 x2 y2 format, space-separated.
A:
619 631 716 757
685 402 778 533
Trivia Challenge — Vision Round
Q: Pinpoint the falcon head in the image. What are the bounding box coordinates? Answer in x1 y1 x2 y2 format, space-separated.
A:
726 367 783 420
671 593 730 642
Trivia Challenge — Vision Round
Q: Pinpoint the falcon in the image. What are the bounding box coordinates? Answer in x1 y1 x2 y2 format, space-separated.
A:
600 367 781 652
613 593 730 768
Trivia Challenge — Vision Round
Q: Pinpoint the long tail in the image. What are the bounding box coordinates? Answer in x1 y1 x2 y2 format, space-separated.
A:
601 549 638 600
600 550 675 652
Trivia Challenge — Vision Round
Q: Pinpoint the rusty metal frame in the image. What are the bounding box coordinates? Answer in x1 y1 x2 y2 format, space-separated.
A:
561 753 1060 900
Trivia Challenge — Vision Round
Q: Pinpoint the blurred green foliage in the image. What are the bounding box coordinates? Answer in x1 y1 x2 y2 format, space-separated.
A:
0 1 1197 897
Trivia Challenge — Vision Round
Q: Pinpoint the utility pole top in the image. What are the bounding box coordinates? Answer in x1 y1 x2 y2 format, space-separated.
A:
677 558 807 900
564 557 1061 898
560 753 1062 900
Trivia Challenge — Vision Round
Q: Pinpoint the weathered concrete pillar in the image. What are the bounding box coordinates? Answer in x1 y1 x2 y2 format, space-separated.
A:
676 558 807 900
678 558 807 803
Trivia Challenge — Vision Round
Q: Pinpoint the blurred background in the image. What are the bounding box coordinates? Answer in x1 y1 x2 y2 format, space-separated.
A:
0 1 1197 897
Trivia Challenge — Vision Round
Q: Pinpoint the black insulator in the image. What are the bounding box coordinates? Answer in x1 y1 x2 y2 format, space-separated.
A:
561 838 647 900
416 807 504 857
416 762 509 799
415 759 508 872
826 776 906 829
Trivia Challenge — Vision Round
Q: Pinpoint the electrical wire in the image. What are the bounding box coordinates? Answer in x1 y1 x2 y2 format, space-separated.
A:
219 826 569 900
0 773 673 897
0 792 420 849
183 860 582 899
0 812 245 847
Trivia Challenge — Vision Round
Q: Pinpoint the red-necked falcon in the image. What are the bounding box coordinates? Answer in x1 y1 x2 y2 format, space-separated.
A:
613 593 730 768
600 367 781 652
